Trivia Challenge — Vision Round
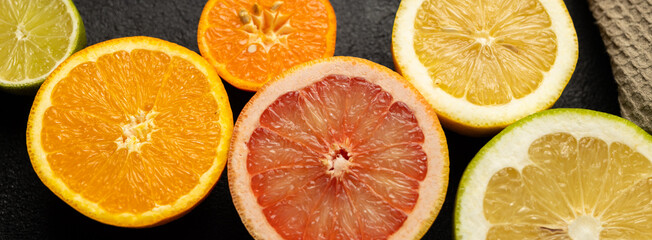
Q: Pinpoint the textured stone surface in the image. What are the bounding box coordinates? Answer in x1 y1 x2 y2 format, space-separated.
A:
588 0 652 133
0 0 619 239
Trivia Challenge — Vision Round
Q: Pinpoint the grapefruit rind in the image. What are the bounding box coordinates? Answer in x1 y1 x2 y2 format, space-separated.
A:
228 56 449 239
454 108 652 239
391 0 578 136
26 36 233 227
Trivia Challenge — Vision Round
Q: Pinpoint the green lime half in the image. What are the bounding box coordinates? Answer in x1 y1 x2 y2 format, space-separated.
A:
0 0 86 95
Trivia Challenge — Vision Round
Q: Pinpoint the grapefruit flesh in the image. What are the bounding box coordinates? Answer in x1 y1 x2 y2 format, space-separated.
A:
247 75 427 239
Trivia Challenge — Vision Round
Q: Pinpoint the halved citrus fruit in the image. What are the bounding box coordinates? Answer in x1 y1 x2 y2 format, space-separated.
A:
229 57 449 239
0 0 86 94
456 108 652 239
197 0 337 91
392 0 578 136
26 36 233 227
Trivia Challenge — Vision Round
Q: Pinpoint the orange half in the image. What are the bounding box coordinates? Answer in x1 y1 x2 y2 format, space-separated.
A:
198 0 337 91
26 36 233 227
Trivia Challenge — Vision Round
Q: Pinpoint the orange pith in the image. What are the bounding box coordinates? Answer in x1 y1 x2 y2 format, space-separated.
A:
248 75 427 239
198 0 337 91
27 37 233 227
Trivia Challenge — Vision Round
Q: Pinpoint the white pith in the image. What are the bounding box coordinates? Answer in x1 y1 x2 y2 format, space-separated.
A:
115 110 160 153
568 215 601 240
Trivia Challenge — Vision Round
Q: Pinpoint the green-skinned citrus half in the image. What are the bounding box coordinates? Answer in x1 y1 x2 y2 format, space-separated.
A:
0 0 86 94
456 108 652 239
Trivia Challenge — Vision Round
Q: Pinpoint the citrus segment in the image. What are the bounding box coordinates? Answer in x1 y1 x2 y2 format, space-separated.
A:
392 0 578 135
0 0 85 94
198 0 336 91
229 57 448 239
27 37 233 227
456 109 652 239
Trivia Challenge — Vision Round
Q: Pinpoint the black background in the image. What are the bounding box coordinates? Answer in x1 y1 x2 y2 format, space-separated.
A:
0 0 620 239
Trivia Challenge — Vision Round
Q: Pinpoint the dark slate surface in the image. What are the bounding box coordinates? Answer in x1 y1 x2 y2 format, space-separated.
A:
0 0 620 239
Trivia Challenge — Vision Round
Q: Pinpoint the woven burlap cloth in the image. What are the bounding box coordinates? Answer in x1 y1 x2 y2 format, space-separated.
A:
588 0 652 133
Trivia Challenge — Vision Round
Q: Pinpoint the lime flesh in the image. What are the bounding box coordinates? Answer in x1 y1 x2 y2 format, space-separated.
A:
0 0 85 94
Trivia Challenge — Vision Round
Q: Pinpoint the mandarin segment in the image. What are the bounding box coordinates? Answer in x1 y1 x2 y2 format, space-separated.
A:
225 43 271 84
205 26 249 63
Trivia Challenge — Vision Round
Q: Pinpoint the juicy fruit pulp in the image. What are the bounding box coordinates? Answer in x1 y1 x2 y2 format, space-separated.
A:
414 0 557 105
0 0 79 83
484 132 652 239
247 75 428 239
42 49 222 214
199 0 335 90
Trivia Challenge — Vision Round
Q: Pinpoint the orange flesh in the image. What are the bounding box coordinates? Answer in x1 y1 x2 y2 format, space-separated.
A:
414 0 557 105
483 133 652 239
42 49 221 214
202 0 332 86
246 75 428 239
